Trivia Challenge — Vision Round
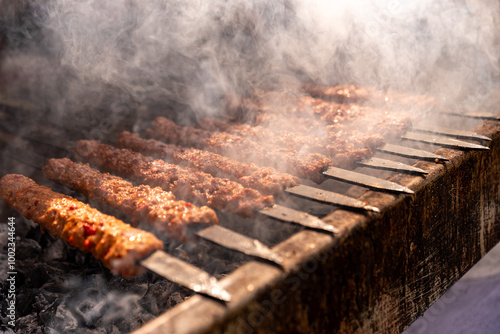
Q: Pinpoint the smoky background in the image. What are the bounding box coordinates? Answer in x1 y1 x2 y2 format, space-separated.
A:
0 0 499 131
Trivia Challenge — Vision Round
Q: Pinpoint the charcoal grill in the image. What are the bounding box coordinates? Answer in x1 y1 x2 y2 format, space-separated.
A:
133 114 500 333
0 91 499 333
1 1 500 332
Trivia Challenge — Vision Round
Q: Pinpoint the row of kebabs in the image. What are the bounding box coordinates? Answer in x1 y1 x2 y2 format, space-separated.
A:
0 85 420 277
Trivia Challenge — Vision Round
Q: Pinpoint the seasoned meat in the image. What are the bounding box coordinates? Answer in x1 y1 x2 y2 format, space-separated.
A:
43 158 218 242
196 117 381 168
301 83 371 103
295 97 411 140
73 140 274 217
146 117 332 183
0 174 163 277
116 131 300 196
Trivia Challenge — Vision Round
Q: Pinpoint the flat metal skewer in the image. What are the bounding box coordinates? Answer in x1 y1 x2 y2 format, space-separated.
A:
357 157 428 174
323 167 414 194
402 132 490 150
140 250 231 302
411 125 492 141
376 143 449 161
440 111 500 121
196 225 284 266
286 185 380 212
259 204 338 233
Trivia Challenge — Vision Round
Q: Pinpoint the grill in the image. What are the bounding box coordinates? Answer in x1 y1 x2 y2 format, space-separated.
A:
1 1 500 333
1 92 499 333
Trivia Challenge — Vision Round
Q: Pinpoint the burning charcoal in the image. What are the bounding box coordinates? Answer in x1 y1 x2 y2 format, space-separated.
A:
15 289 38 315
32 292 50 314
0 230 7 248
0 327 14 334
39 302 57 328
167 291 184 310
50 303 79 332
138 312 156 326
0 312 14 333
98 294 143 332
43 266 67 285
16 238 42 260
108 277 149 299
13 216 38 238
20 263 51 289
79 329 107 334
14 313 43 334
0 255 7 282
39 280 69 303
45 328 61 334
72 299 108 328
108 325 123 334
140 279 183 315
40 238 66 264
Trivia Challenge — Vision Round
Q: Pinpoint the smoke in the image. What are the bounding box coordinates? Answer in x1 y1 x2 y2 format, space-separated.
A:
289 0 500 105
0 2 499 331
1 0 499 122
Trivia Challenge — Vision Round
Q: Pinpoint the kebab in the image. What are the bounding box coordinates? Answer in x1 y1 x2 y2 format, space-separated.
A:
116 131 300 196
42 157 288 265
301 83 371 103
42 158 218 241
73 140 274 217
147 117 428 191
146 117 332 182
241 93 412 140
195 117 385 165
0 174 163 277
301 83 438 114
147 116 387 177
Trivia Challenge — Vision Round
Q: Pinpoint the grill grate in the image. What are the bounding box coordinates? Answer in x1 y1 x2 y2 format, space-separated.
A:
0 99 499 333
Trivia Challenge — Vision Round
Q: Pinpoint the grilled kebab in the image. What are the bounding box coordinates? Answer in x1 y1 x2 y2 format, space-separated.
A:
0 174 163 277
195 117 384 165
116 131 300 196
43 158 218 241
73 140 273 217
146 117 332 183
301 83 371 102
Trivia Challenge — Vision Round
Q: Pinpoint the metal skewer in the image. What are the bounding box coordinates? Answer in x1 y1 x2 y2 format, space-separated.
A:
286 185 380 212
196 225 284 266
440 111 500 121
323 167 414 194
376 143 449 161
140 250 231 302
259 204 338 233
357 157 428 174
402 132 490 150
411 125 492 141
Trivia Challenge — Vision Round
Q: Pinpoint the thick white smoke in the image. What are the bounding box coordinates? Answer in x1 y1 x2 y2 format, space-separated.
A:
0 0 499 120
